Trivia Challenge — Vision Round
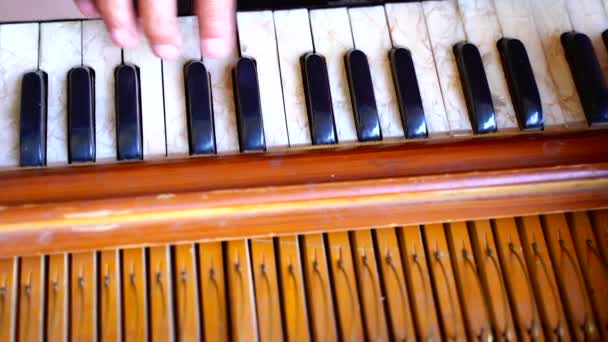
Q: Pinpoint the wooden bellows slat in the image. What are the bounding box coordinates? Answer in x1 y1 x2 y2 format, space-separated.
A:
0 130 607 257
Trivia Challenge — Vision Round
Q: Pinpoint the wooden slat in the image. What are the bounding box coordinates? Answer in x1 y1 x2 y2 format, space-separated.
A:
518 216 570 340
225 240 257 341
174 244 200 341
567 212 608 339
148 246 173 341
0 258 18 342
250 238 284 341
70 252 97 341
46 254 68 341
300 234 338 341
444 222 492 341
121 248 148 341
100 249 121 341
373 228 415 341
275 236 309 342
349 230 389 340
590 210 608 264
468 220 516 341
396 226 441 341
423 224 466 341
325 232 365 340
18 256 46 341
198 242 228 342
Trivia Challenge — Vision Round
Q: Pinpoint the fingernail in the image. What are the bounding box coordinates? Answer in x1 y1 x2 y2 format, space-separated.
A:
76 1 99 16
152 44 180 60
201 38 231 58
111 28 138 48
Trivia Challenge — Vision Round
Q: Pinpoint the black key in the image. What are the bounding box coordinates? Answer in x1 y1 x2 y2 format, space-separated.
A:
68 66 96 163
453 42 497 134
344 49 382 142
115 63 143 160
389 47 428 138
497 38 543 130
301 52 337 145
561 31 608 126
232 57 265 152
185 60 215 154
604 29 608 51
19 70 48 167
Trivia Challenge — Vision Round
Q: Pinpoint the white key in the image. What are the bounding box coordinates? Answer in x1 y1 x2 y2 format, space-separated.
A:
565 0 608 81
348 6 404 139
423 0 471 135
457 0 518 131
274 9 313 146
0 23 39 168
309 8 357 143
82 20 121 161
494 0 566 127
237 11 289 149
206 52 239 154
40 21 81 165
164 16 200 156
123 35 166 158
529 0 586 127
384 2 450 137
604 0 608 16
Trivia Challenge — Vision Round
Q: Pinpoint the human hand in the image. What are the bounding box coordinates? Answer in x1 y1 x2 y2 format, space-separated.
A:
73 0 236 59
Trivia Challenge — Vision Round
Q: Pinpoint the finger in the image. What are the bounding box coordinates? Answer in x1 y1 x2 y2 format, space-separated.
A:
74 0 100 17
196 0 236 58
138 0 181 60
96 0 138 48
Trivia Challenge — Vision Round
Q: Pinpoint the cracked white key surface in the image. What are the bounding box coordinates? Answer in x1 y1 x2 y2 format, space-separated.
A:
0 23 39 168
385 2 449 136
494 0 566 128
457 0 518 131
349 6 404 139
423 0 472 135
237 11 289 149
274 9 313 146
309 8 357 143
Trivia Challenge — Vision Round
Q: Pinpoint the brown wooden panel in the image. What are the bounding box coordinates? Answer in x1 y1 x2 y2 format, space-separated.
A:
225 240 258 341
0 257 18 342
70 252 97 341
590 210 608 264
349 230 389 340
518 216 570 340
300 234 338 341
198 242 228 342
567 212 608 339
148 246 173 341
121 248 148 341
396 226 441 341
18 256 46 341
174 244 200 341
275 236 309 342
100 249 121 341
444 222 492 341
46 254 68 341
250 238 284 341
373 228 415 341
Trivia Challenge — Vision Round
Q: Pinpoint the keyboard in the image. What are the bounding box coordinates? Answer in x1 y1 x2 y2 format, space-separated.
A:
1 0 608 168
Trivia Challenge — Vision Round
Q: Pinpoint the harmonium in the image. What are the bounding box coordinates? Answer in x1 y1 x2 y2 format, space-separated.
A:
1 0 608 340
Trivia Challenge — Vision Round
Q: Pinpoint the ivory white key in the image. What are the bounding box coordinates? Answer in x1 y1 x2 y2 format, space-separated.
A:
494 0 567 128
237 11 289 148
40 21 81 165
384 2 450 136
123 36 167 158
0 23 39 167
82 20 121 161
309 8 358 142
422 0 472 135
565 0 608 81
348 6 404 139
529 0 587 127
274 9 314 146
457 0 519 131
164 17 200 156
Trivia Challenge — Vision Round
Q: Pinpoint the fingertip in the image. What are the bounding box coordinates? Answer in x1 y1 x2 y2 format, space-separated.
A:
111 28 139 48
201 37 231 58
74 0 100 17
152 44 181 60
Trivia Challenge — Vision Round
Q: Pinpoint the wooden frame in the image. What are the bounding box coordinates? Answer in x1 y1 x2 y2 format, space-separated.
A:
0 129 607 257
